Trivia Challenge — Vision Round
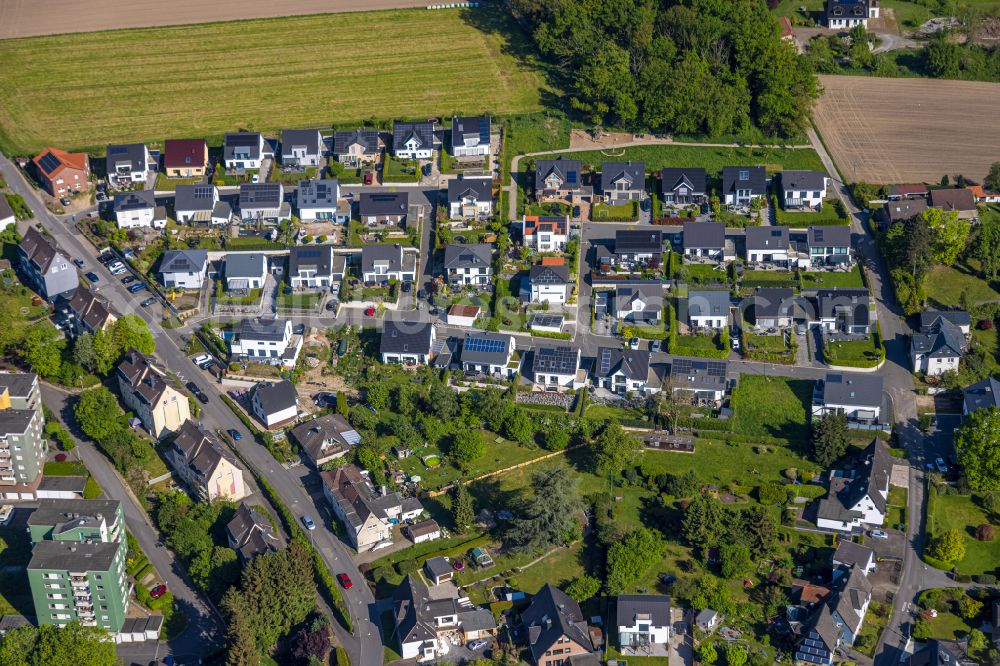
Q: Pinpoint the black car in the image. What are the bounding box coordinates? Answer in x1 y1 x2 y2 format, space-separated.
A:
73 258 85 268
402 282 412 293
98 253 115 265
185 381 201 394
196 391 210 405
417 288 426 300
121 275 136 285
140 297 157 307
572 205 581 218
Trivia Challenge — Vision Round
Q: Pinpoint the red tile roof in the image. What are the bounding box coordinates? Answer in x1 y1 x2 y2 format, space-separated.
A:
32 147 88 177
449 304 481 318
541 257 566 266
163 138 208 169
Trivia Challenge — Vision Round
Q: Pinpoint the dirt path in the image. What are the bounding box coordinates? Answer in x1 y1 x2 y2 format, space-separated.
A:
0 0 438 39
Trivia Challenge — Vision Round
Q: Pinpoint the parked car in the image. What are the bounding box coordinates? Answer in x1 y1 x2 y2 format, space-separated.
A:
572 205 581 218
363 170 374 185
128 283 147 293
365 307 376 317
73 258 85 268
325 300 338 311
192 354 211 367
650 340 661 353
935 457 948 473
251 174 260 183
227 429 242 441
402 282 412 293
85 272 100 283
121 275 136 285
150 584 167 600
59 196 71 206
629 337 640 350
140 297 157 307
869 530 888 539
731 337 741 351
468 640 489 652
302 515 316 531
337 573 353 589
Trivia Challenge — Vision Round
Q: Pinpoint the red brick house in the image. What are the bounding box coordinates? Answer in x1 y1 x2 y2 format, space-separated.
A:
32 147 90 196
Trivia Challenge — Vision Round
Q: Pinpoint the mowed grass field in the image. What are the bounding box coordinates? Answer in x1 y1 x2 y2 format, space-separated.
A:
0 7 547 155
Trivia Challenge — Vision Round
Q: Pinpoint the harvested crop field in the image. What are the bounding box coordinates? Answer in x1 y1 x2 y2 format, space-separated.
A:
813 75 1000 184
0 6 546 155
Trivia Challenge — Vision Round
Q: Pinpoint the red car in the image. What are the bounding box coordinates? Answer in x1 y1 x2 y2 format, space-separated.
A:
337 573 353 589
364 307 376 317
150 584 167 599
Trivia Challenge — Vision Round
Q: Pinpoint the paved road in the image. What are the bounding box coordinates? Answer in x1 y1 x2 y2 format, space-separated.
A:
39 383 223 666
0 153 383 666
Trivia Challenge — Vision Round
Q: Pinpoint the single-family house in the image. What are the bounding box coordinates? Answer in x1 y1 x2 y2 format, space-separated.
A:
795 604 840 665
518 215 568 252
601 161 646 204
828 566 873 645
594 348 656 396
447 304 481 328
451 115 491 157
17 227 78 301
615 283 662 324
226 503 280 564
929 188 978 219
521 585 594 666
174 184 223 225
962 376 1000 415
297 179 345 223
64 288 116 338
911 314 967 376
392 575 496 661
750 287 795 329
163 139 208 178
158 249 209 289
907 640 974 666
684 290 730 330
527 261 569 305
535 158 583 201
288 245 338 289
814 288 871 334
380 318 436 366
745 225 791 265
290 413 359 468
392 121 436 160
967 185 1000 204
239 183 286 223
321 464 424 552
333 129 379 166
0 196 14 231
722 166 767 206
888 183 928 200
223 132 270 170
617 595 672 653
224 252 268 291
825 0 879 29
167 420 248 502
531 346 584 391
116 350 191 438
807 226 853 267
877 199 927 229
407 520 441 545
659 168 707 206
105 143 153 186
359 191 407 228
695 609 721 632
424 557 453 586
444 243 492 287
461 332 519 378
361 244 415 284
669 357 730 402
614 230 663 268
280 129 322 167
682 222 725 260
780 171 829 210
231 319 303 369
919 310 971 335
114 191 164 230
812 373 883 424
32 148 90 197
448 176 493 220
250 380 299 428
832 540 876 575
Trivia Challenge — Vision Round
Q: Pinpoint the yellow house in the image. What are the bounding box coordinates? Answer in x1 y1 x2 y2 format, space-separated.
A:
115 350 190 439
167 420 247 502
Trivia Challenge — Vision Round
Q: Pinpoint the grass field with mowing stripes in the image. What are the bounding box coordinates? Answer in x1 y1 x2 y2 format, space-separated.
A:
0 6 547 155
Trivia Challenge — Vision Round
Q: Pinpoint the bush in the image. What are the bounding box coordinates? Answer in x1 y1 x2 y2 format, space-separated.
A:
972 573 997 584
978 319 994 330
757 483 787 506
396 559 420 575
975 523 995 541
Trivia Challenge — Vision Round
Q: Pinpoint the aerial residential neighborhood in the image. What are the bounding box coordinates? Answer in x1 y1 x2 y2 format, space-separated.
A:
0 1 1000 666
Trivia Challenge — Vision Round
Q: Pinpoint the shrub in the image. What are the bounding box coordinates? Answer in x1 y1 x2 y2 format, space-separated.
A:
972 573 997 584
975 523 995 541
757 483 787 506
978 319 994 330
396 559 420 575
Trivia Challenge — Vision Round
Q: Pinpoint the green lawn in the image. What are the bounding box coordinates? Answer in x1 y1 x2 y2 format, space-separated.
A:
824 335 884 368
270 167 317 185
774 199 849 227
741 270 798 290
672 333 727 358
729 374 812 443
680 263 728 286
926 261 1000 308
382 157 421 183
524 201 570 217
0 5 547 155
640 438 816 486
929 493 1000 575
43 460 88 476
153 174 201 191
584 404 651 424
923 609 977 640
591 201 639 222
215 287 262 306
746 334 788 352
886 486 907 531
800 266 866 289
276 291 323 309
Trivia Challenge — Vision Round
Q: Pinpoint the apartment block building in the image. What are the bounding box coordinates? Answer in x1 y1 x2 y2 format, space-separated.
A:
0 373 46 498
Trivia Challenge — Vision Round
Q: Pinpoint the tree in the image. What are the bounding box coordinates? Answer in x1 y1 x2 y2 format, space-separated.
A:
565 575 601 602
975 523 995 541
72 333 98 374
958 594 983 620
929 528 967 565
986 161 1000 192
592 422 640 477
290 615 332 665
451 483 475 533
0 623 117 666
726 645 748 666
757 483 786 506
698 642 718 665
984 490 1000 516
505 466 582 551
19 322 64 378
365 382 389 411
451 430 484 469
606 528 665 594
112 314 156 355
224 612 260 666
504 407 535 446
90 329 120 376
927 36 961 78
954 407 1000 490
921 207 971 266
720 544 752 579
973 218 1000 280
73 387 123 443
812 412 849 467
968 628 988 652
681 494 725 550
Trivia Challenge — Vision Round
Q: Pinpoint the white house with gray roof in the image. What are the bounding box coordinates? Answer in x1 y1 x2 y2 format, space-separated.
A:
361 244 415 284
114 190 164 230
594 347 657 395
816 438 890 531
359 191 407 227
617 595 672 652
173 184 220 224
684 290 730 330
451 115 491 157
615 283 663 324
807 226 853 267
158 249 208 289
444 243 492 287
380 318 436 366
670 357 731 402
239 183 286 224
393 121 436 159
780 170 829 210
745 226 791 265
289 245 341 288
250 379 299 428
812 372 882 424
280 129 322 167
911 314 967 376
601 161 646 204
321 464 424 552
297 179 345 223
231 318 302 369
531 346 584 391
682 221 725 260
224 253 268 290
448 176 493 220
527 263 569 304
461 332 519 378
105 143 153 186
224 132 270 170
333 129 379 166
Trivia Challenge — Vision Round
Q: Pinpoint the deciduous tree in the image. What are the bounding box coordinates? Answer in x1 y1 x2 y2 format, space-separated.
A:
954 407 1000 490
592 422 640 477
73 387 123 443
606 528 665 595
565 575 601 602
929 528 967 565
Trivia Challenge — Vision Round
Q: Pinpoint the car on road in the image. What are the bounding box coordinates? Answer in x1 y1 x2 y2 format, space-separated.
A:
185 381 201 394
85 272 100 283
869 530 888 539
227 429 242 441
363 170 374 185
337 573 353 589
650 340 661 353
468 639 489 652
140 297 157 307
73 258 85 268
629 337 640 350
128 282 147 293
302 515 316 531
402 282 412 293
325 300 338 311
150 584 167 599
109 263 127 276
365 307 376 317
196 391 209 404
121 275 136 285
935 457 948 473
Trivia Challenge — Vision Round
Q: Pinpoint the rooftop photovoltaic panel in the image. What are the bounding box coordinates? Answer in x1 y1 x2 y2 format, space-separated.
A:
299 248 320 258
600 348 613 375
194 186 214 198
814 229 824 242
567 171 578 184
465 336 506 354
108 145 127 155
535 347 577 372
38 152 61 174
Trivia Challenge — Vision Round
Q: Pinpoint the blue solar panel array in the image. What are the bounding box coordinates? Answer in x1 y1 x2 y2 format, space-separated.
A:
37 152 61 175
465 336 506 354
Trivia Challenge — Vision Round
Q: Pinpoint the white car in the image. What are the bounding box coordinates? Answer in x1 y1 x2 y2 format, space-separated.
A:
870 530 888 539
467 639 489 651
731 337 741 350
192 354 211 367
0 504 13 526
109 262 127 275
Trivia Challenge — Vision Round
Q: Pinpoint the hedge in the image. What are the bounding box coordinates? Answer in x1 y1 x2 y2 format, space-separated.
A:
528 329 573 340
335 647 351 666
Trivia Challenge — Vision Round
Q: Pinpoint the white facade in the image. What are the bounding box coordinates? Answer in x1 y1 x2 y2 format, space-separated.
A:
598 371 653 396
911 351 960 376
449 197 492 220
231 321 303 369
783 184 827 210
161 266 207 290
812 400 880 422
531 282 567 305
690 313 726 329
747 246 790 264
251 393 298 428
397 137 432 160
115 205 155 230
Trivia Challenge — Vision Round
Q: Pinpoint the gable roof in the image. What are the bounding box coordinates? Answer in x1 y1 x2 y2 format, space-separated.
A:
239 318 289 343
290 413 359 463
962 376 1000 413
322 464 408 531
225 253 268 279
226 503 279 562
815 288 870 326
224 132 263 161
171 420 236 479
615 229 662 254
531 346 579 376
19 226 69 274
33 147 88 178
722 166 767 196
594 347 650 382
682 221 725 249
781 170 827 191
833 540 874 569
847 443 892 517
160 249 208 275
116 349 171 407
752 287 795 319
361 244 404 273
113 190 156 213
462 331 514 365
529 264 569 285
889 183 929 198
451 115 491 149
831 564 873 635
746 225 789 251
239 183 283 209
821 372 882 408
174 184 217 212
669 357 729 392
919 310 970 330
825 0 871 20
808 225 852 247
163 139 207 168
424 556 452 580
393 575 440 644
521 215 567 237
66 288 114 332
444 243 492 270
253 380 298 415
297 179 339 208
686 290 731 318
881 198 928 224
616 594 671 628
601 161 645 193
912 317 967 358
289 245 334 276
281 129 321 156
535 157 582 191
106 143 148 171
930 188 976 212
660 168 707 194
802 604 841 654
448 176 492 204
392 121 435 151
333 129 379 155
359 191 407 217
380 318 435 356
522 585 592 662
616 282 662 312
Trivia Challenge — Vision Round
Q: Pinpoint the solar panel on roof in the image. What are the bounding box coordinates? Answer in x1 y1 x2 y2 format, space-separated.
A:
38 152 61 174
299 249 320 258
600 348 612 375
194 186 214 198
466 336 505 354
813 229 824 242
108 145 127 155
567 171 578 184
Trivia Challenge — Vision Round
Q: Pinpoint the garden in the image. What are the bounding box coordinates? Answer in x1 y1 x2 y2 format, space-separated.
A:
823 332 885 369
772 197 848 227
591 200 639 222
382 156 421 183
799 266 866 289
927 489 1000 577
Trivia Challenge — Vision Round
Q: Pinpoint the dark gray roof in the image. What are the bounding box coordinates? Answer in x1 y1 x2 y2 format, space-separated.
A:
239 318 288 342
919 310 970 329
297 179 339 207
816 288 870 326
907 640 968 666
535 157 582 191
105 143 148 171
962 376 1000 413
392 121 435 152
781 170 827 191
289 245 334 276
224 132 263 161
615 229 662 254
831 565 872 635
361 244 404 273
253 380 298 414
290 413 358 463
801 604 841 654
660 168 706 195
752 287 796 319
616 594 671 628
359 191 407 217
37 476 88 494
722 166 767 196
113 190 155 213
451 115 490 149
616 283 663 313
380 318 434 355
594 347 650 381
0 194 13 221
225 253 267 279
457 607 497 633
333 129 378 155
393 575 446 644
28 540 120 571
424 556 452 580
912 317 966 358
528 264 569 285
669 357 728 392
522 585 592 662
825 0 871 20
239 183 282 208
808 225 852 247
160 249 207 274
28 499 120 532
686 290 731 318
226 503 279 562
448 176 492 204
881 198 928 225
833 540 874 569
444 243 492 271
174 184 217 212
18 227 67 275
601 161 645 193
746 225 789 251
462 332 513 366
820 372 882 408
532 346 579 376
930 188 977 212
281 129 321 157
682 221 724 249
0 372 37 399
